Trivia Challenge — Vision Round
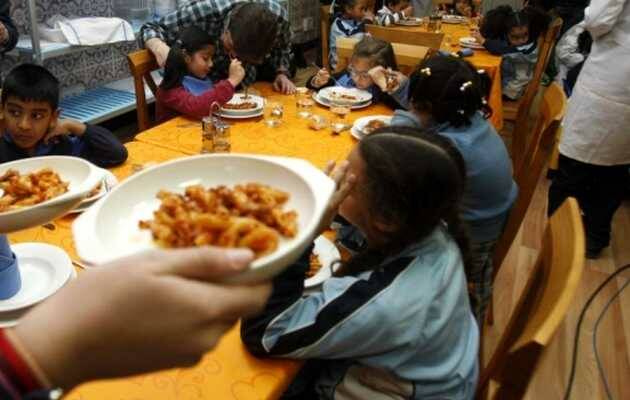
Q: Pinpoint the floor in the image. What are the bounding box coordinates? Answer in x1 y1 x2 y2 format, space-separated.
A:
484 139 630 398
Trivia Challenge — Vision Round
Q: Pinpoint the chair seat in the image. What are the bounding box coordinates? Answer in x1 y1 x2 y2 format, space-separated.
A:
503 98 521 121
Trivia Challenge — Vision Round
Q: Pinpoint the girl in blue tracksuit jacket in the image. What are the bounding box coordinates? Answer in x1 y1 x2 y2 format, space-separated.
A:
242 128 479 399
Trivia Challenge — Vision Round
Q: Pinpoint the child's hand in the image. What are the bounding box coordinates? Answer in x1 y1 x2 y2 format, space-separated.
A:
317 160 356 235
368 66 407 93
44 119 86 144
312 68 331 88
471 29 485 45
228 59 246 87
402 5 414 17
363 11 375 22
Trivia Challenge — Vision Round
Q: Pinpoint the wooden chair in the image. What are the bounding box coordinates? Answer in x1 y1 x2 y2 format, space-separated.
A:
505 17 563 168
127 49 159 132
487 82 567 325
320 5 332 69
477 197 585 399
336 37 429 74
366 24 444 50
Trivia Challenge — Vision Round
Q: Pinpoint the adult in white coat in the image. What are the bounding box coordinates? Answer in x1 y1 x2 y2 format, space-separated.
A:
548 0 630 258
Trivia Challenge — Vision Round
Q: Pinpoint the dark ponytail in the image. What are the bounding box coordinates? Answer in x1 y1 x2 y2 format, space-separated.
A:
333 0 358 17
335 126 471 277
409 54 492 128
160 26 213 90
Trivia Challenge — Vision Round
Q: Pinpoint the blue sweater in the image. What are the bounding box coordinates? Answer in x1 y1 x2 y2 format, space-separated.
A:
391 110 518 242
242 226 479 399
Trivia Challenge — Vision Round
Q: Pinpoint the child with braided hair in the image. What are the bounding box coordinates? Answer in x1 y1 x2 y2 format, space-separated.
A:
387 54 518 323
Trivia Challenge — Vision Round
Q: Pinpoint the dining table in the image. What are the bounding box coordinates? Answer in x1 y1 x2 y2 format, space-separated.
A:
7 68 503 398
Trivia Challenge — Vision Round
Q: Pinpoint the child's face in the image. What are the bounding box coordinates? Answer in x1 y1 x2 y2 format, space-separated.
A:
345 0 369 21
348 56 374 90
455 0 472 17
2 97 58 151
508 25 529 46
185 45 214 79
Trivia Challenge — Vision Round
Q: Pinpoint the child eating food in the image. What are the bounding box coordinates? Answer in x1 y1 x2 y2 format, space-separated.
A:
308 36 404 107
242 127 479 400
156 26 245 122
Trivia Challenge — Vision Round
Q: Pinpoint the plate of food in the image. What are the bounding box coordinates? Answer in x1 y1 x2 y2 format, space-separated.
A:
442 15 467 24
68 169 118 214
219 94 264 116
317 87 373 105
395 17 423 26
73 154 336 283
351 115 393 140
0 156 103 233
459 36 484 49
304 235 341 288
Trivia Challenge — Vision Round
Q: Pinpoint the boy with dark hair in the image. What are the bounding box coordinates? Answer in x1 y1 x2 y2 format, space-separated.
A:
0 64 128 168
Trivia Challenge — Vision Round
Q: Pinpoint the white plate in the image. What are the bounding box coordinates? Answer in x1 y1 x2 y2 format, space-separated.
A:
443 15 467 24
220 94 264 116
395 17 423 26
313 92 372 110
0 157 103 233
0 266 77 328
351 115 393 140
318 86 373 104
73 154 336 284
459 37 484 49
68 169 118 214
216 109 264 119
0 243 73 312
304 236 341 288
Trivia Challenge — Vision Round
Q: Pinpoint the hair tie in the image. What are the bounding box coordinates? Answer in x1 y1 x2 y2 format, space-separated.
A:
477 69 485 75
460 81 473 92
457 109 465 115
420 67 431 76
175 39 183 46
482 98 488 105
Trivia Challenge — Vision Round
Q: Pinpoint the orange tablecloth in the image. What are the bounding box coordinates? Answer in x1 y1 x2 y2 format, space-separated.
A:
8 141 302 400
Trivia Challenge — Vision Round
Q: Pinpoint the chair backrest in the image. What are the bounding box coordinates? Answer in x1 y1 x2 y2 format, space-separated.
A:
127 49 159 132
492 82 567 276
336 37 429 74
320 5 332 69
514 17 563 125
478 197 585 399
366 24 444 49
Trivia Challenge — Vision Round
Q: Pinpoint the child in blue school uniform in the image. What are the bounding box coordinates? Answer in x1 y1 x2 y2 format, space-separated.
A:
242 127 479 400
308 36 402 108
0 64 127 168
473 5 550 100
328 0 374 70
385 54 518 323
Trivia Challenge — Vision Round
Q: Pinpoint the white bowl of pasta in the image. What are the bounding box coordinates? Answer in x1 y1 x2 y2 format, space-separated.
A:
0 156 103 233
72 154 336 283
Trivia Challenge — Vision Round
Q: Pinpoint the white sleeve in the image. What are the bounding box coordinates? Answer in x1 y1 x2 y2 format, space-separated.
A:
584 0 628 38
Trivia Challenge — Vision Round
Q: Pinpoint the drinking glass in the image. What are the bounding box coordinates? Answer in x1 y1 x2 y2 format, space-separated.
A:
295 87 315 119
329 98 351 134
263 98 284 127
